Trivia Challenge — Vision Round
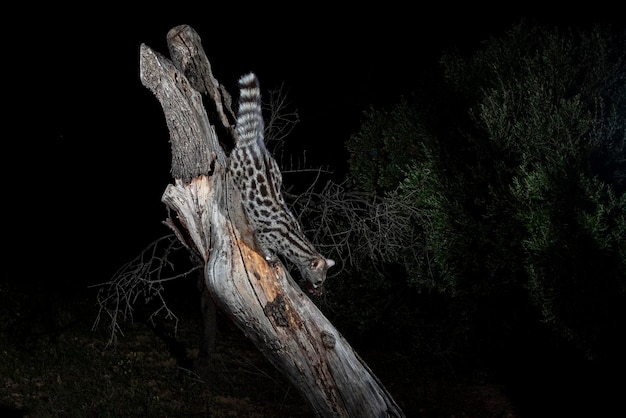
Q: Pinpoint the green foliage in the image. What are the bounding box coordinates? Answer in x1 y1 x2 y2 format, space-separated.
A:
388 159 465 292
341 21 626 359
456 23 626 356
346 99 429 194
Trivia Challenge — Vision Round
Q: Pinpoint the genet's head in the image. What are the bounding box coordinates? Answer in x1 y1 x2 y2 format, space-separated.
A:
299 258 335 295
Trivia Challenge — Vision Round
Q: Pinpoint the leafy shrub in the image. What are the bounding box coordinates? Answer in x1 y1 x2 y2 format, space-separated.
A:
339 21 626 359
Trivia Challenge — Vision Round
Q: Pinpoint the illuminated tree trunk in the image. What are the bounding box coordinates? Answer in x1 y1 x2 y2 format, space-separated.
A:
139 24 405 418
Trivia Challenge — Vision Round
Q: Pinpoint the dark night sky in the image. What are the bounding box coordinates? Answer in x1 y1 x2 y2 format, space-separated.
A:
8 5 623 286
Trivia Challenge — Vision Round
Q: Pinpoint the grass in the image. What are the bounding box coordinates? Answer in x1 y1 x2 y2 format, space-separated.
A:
0 279 313 417
0 278 521 417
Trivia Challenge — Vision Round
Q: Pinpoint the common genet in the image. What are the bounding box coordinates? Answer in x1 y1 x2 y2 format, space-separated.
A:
229 73 335 293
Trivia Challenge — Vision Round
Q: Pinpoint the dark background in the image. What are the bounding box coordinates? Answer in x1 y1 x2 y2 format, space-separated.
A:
2 5 624 416
7 5 622 305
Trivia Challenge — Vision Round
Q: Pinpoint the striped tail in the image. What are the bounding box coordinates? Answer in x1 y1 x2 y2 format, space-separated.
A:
236 72 265 148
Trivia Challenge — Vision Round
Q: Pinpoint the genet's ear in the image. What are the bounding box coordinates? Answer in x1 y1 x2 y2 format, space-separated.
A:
326 259 335 268
310 259 325 270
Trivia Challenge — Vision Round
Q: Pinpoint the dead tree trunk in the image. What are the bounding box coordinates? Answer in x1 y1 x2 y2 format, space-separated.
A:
139 24 406 418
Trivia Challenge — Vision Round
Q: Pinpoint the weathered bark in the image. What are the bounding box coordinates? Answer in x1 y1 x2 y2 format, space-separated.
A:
194 266 216 378
139 24 406 418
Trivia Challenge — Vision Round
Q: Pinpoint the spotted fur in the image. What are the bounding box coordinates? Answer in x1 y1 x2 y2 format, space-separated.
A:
229 72 335 291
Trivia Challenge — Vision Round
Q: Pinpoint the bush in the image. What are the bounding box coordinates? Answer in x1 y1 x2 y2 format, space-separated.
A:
340 21 626 359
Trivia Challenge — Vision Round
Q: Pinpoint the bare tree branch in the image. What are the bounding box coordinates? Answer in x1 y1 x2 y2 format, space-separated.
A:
290 179 431 283
264 82 300 152
91 234 200 346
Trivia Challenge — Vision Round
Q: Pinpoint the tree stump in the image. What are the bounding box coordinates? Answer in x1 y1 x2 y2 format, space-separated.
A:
139 24 405 418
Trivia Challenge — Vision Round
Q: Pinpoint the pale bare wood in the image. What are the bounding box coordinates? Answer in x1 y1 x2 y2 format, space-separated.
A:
139 24 405 418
